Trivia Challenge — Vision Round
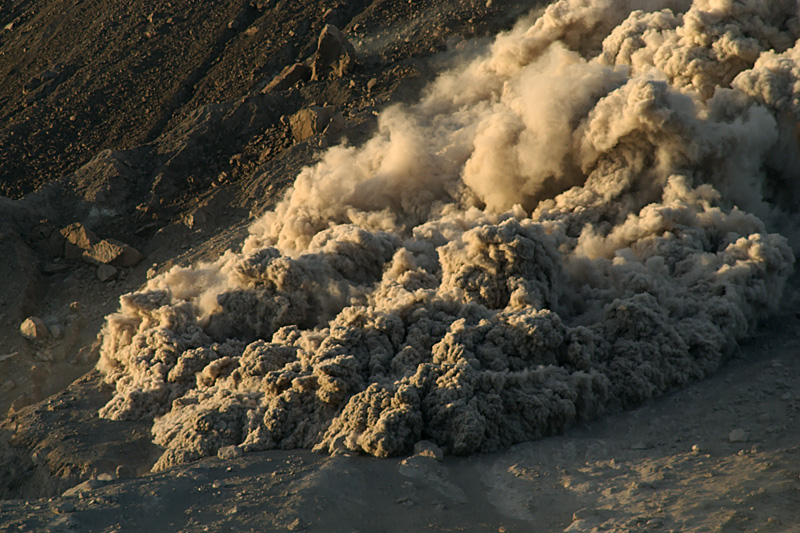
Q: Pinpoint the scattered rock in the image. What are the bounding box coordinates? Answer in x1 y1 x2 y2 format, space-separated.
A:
60 222 142 267
217 445 244 460
20 316 50 341
263 63 311 92
97 264 119 282
413 440 444 461
289 106 336 142
311 25 356 80
249 0 274 10
729 428 748 443
691 444 702 454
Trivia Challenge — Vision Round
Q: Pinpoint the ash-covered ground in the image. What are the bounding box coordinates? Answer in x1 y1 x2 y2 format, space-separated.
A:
1 1 800 531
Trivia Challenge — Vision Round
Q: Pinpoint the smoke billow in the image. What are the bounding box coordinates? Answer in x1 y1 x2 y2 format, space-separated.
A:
97 0 799 471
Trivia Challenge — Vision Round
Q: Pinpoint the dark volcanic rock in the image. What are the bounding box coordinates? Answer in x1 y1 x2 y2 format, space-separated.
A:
60 223 100 260
263 63 311 93
289 105 336 142
311 24 357 81
84 239 143 268
60 223 142 267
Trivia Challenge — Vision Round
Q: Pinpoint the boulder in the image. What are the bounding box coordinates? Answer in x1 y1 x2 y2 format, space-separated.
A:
289 106 336 142
60 223 99 260
311 25 356 81
84 239 143 268
20 317 50 341
262 63 311 92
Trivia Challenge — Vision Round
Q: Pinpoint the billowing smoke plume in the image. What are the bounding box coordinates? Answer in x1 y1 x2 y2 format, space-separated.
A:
97 0 799 471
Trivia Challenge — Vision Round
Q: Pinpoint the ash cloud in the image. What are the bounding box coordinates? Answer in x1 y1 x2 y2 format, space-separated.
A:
97 0 798 471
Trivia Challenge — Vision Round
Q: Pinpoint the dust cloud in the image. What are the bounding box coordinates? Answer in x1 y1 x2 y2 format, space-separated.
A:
97 0 798 471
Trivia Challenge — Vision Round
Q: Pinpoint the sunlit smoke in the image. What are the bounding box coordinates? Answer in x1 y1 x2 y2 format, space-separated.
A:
97 0 798 471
